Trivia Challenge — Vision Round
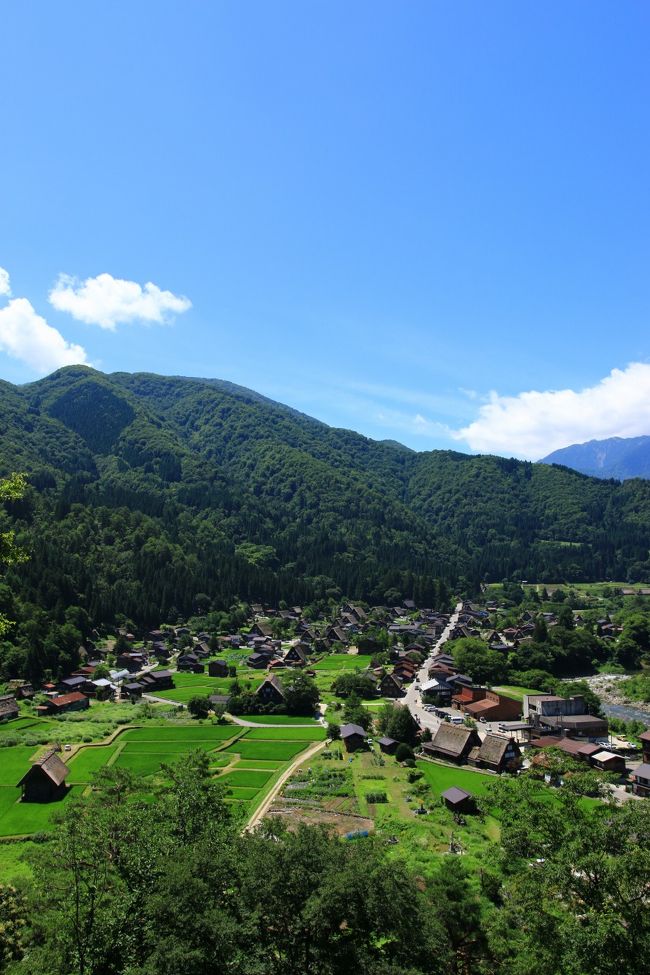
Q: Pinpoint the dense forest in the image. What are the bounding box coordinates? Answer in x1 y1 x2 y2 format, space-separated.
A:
1 366 650 645
3 753 650 975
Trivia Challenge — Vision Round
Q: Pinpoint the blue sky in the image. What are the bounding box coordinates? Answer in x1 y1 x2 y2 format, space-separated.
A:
1 1 649 458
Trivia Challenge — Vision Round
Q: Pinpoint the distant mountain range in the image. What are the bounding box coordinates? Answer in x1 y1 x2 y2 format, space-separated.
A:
542 436 650 480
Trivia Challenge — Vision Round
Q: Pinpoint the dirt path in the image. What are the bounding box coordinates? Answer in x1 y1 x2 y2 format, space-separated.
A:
245 739 327 831
228 714 323 728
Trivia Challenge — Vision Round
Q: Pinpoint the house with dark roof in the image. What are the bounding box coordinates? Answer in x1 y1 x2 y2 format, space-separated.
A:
256 675 286 707
0 695 19 722
377 736 398 755
468 734 521 773
18 749 70 802
441 786 474 813
284 645 308 667
208 659 229 678
58 675 89 693
639 730 650 765
631 763 650 797
422 724 481 764
341 723 367 752
380 673 404 698
250 622 274 639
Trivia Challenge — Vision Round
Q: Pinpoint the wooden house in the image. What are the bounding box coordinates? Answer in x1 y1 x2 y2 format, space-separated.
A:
341 723 367 752
256 675 286 707
468 735 521 773
422 724 481 764
37 691 89 715
631 763 650 797
18 749 70 802
441 786 475 813
377 736 398 755
208 659 229 678
0 695 19 722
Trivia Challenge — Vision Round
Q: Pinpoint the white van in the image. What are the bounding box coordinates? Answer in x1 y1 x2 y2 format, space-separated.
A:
449 715 465 725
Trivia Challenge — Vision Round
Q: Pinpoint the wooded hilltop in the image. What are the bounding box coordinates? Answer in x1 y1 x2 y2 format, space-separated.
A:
1 365 649 650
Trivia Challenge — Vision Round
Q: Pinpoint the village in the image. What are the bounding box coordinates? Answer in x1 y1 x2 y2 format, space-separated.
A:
2 586 650 837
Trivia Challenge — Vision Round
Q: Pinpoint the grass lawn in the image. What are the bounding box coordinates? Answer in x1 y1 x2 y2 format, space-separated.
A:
218 769 273 789
492 685 539 701
222 786 260 801
314 654 373 671
243 727 325 741
0 838 37 882
113 751 174 775
121 724 238 742
241 714 320 725
236 759 283 770
121 739 231 753
416 759 494 798
208 755 231 769
155 671 263 703
0 717 45 733
0 787 19 819
0 746 38 786
67 746 118 782
223 739 311 762
0 786 82 837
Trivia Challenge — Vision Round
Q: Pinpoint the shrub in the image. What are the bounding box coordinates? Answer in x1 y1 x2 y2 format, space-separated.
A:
395 743 414 763
365 791 388 803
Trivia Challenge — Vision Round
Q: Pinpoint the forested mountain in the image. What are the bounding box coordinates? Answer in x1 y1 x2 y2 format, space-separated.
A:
1 366 650 641
542 435 650 480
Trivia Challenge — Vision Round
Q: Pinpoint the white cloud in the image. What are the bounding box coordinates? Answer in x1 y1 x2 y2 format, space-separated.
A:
49 272 192 330
453 362 650 459
0 298 89 374
0 267 11 297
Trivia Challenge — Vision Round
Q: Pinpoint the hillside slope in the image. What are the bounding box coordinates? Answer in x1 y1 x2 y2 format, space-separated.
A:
0 366 649 634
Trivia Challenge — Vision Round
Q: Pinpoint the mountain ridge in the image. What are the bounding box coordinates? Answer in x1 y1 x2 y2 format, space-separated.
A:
542 435 650 481
1 366 649 634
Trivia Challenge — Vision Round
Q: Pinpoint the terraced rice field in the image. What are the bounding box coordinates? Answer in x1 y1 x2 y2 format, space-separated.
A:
0 722 325 837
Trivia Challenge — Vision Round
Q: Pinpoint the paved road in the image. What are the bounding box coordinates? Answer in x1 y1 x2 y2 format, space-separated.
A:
403 601 463 733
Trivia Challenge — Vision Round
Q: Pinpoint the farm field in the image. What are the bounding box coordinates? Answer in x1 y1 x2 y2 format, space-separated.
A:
0 786 83 838
313 654 373 671
265 743 505 883
241 714 321 725
244 726 325 741
67 746 119 781
0 746 39 785
0 722 323 838
153 669 264 704
223 739 308 761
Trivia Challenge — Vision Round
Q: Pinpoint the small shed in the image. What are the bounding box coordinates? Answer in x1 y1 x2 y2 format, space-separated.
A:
441 786 474 813
341 723 367 752
18 749 70 803
377 736 398 755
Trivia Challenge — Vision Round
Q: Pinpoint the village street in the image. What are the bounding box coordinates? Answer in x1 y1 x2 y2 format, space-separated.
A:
403 601 463 733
